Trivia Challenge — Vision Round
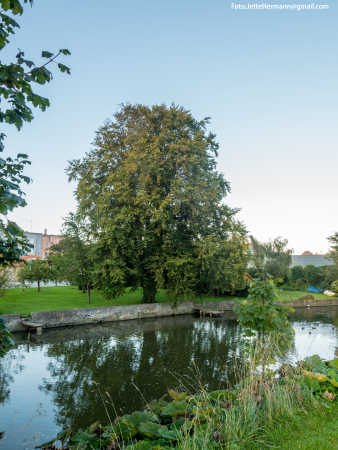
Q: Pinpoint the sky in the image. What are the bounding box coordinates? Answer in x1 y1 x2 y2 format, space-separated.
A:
3 0 337 254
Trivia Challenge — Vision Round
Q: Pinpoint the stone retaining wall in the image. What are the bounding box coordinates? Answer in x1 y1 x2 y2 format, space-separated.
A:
1 297 337 333
0 314 26 332
1 302 194 332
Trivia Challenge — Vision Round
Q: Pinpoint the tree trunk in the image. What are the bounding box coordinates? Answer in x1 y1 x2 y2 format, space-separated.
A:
142 276 157 303
87 285 91 304
37 280 40 292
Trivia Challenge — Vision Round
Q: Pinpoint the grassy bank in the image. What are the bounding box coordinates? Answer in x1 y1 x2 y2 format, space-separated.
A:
0 285 331 316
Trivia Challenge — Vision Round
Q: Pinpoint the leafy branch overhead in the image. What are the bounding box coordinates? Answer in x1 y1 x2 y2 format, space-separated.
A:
0 0 71 266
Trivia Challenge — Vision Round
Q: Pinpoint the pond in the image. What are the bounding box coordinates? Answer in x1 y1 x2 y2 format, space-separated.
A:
0 308 337 450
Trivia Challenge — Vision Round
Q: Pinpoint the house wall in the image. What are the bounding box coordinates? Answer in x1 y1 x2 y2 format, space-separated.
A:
41 234 63 258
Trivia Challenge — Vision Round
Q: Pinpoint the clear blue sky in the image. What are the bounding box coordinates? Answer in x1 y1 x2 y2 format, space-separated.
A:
3 0 337 253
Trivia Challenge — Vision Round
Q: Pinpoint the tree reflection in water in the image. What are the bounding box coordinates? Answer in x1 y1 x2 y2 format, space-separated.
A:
0 345 25 404
1 307 335 443
38 316 245 430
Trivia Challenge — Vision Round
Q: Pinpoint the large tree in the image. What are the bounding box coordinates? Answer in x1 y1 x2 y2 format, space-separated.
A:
68 104 247 303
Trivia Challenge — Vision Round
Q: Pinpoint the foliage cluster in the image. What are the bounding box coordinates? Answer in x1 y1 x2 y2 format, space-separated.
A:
0 0 71 266
234 278 292 337
300 355 338 398
0 0 70 357
248 236 292 285
290 264 338 291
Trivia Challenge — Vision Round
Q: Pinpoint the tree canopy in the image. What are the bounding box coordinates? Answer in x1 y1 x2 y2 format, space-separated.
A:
68 104 247 303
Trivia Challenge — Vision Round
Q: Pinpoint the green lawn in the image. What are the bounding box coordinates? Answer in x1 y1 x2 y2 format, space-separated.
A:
0 285 333 316
0 285 234 316
263 404 338 449
277 289 328 302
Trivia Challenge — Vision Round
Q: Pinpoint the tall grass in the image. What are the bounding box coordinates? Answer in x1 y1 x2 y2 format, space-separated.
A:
175 338 320 450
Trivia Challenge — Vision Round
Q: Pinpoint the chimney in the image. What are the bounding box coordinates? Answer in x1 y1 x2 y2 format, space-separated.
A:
44 228 47 235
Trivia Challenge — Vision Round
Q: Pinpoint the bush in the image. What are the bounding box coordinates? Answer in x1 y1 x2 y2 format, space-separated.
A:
304 265 322 286
330 280 338 294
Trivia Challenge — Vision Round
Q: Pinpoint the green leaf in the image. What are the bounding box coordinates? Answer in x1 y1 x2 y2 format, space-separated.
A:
41 50 54 59
58 63 71 74
138 422 176 441
121 411 159 427
161 400 189 417
59 48 71 55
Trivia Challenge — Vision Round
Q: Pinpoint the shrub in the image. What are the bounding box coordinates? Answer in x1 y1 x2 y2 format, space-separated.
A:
330 280 338 294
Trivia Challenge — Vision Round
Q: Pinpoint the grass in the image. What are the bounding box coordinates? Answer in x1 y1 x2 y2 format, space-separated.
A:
277 288 328 302
0 285 234 316
173 345 338 450
0 285 333 316
264 404 338 449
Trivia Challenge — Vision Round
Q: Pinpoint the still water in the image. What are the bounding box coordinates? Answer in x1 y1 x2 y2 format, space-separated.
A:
0 308 337 450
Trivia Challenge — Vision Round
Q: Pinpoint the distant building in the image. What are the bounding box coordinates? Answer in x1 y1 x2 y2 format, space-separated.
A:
23 229 63 259
41 229 63 258
24 232 42 256
291 254 333 268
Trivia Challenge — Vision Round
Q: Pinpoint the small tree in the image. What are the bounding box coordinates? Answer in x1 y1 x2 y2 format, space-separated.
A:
51 214 95 304
234 278 294 377
18 259 50 291
48 253 67 286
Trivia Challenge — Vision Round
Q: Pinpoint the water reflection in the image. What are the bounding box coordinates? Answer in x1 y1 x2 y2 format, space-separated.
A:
0 309 337 450
39 317 244 429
